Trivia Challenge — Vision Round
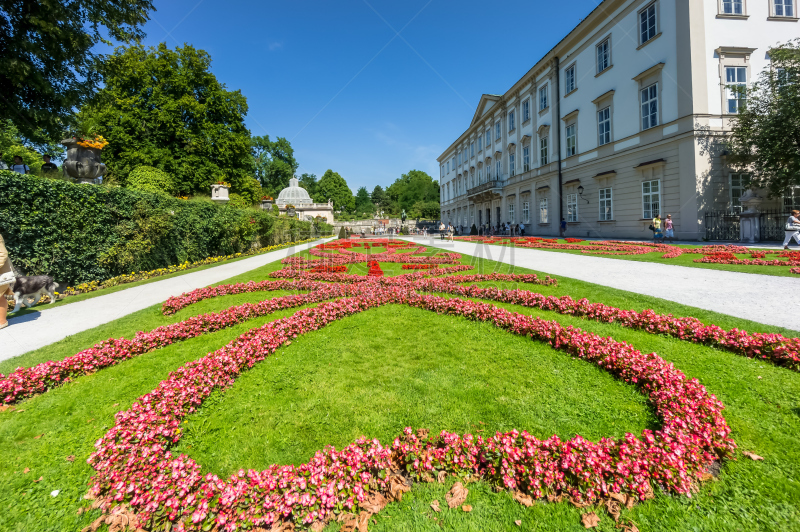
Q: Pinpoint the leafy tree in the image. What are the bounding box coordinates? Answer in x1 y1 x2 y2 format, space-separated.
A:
727 40 800 197
354 186 374 215
299 172 324 202
371 185 387 209
78 43 253 198
386 170 440 214
0 0 154 144
318 169 352 211
252 135 298 195
410 200 441 219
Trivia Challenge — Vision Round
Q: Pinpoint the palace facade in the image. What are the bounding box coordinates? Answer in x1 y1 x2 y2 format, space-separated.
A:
438 0 798 240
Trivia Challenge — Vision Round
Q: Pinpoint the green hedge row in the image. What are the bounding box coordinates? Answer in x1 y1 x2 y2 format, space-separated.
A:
0 172 328 284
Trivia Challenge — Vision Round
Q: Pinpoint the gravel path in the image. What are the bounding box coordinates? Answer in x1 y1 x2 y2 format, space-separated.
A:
0 239 329 363
403 236 800 331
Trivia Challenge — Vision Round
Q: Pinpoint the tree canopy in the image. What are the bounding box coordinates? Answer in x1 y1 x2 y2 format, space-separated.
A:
80 43 257 200
298 173 325 203
0 0 154 144
727 40 800 197
318 169 353 212
385 170 440 216
354 186 374 215
252 135 298 196
371 185 387 209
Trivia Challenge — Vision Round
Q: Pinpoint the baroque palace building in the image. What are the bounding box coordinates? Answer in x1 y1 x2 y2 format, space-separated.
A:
437 0 798 240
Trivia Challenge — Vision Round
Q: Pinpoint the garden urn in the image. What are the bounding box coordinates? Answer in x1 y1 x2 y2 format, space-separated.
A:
211 184 230 204
260 198 273 210
61 138 106 184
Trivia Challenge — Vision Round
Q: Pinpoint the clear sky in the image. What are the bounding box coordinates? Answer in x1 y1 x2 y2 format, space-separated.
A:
104 0 601 191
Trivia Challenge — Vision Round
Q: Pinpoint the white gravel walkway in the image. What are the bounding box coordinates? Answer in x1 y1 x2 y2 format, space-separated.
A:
403 236 800 331
0 239 330 363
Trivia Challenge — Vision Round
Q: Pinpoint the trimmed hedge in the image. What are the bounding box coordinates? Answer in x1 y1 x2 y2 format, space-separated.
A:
0 172 324 284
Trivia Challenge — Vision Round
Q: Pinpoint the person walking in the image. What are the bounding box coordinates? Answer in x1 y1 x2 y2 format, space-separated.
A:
439 221 445 240
41 155 59 176
651 214 664 242
783 210 800 250
559 218 567 238
10 155 30 174
664 214 675 243
519 222 525 236
0 233 15 330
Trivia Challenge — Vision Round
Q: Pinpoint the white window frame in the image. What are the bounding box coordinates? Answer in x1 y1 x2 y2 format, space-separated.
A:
509 152 516 177
524 200 531 223
598 107 611 146
446 161 450 173
642 179 661 219
772 0 795 17
522 98 531 122
495 158 502 180
523 145 530 172
471 142 475 158
565 123 577 157
784 186 800 209
509 203 515 224
641 83 659 130
567 193 578 222
720 0 745 15
539 85 549 111
599 187 613 221
596 38 611 74
725 66 747 114
539 136 548 165
496 121 501 141
538 198 547 224
639 2 658 45
565 64 576 94
486 129 491 146
508 110 515 131
478 136 483 152
730 173 750 212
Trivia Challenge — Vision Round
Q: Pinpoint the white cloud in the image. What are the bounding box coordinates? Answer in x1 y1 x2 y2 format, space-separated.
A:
268 42 283 51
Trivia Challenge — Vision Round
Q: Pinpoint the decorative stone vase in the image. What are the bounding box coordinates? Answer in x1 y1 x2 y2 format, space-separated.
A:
287 207 296 218
61 138 106 184
260 199 273 210
211 184 230 204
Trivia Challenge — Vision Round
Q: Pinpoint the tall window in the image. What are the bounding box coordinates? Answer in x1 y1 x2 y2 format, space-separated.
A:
726 67 747 113
509 110 515 131
774 0 795 17
446 183 450 201
730 173 750 211
478 136 483 152
539 85 549 111
457 151 461 166
496 121 501 140
640 3 657 45
567 194 578 222
522 99 531 122
509 204 515 224
642 180 661 219
597 39 610 73
598 107 611 145
722 0 743 14
523 145 530 172
486 129 491 146
495 158 502 180
785 186 800 209
565 124 577 156
477 167 482 184
641 84 659 130
599 187 613 221
524 201 530 223
452 157 455 170
538 198 547 223
540 136 548 165
447 161 450 173
471 142 475 158
509 153 516 177
565 64 576 93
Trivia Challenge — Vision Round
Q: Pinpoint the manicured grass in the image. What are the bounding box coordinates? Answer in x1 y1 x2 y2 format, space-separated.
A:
1 241 798 531
455 237 800 277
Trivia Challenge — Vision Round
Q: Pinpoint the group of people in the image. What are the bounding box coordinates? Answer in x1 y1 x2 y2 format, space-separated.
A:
0 153 59 175
650 214 676 243
475 222 526 237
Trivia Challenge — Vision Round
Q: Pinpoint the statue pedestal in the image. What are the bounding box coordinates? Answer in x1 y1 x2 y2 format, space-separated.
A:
211 184 230 204
738 189 763 244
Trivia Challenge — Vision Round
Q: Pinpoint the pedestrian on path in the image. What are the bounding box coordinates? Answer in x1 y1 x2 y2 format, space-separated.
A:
559 218 567 238
664 214 675 243
439 221 445 240
651 215 664 242
10 155 30 174
0 233 15 330
783 210 800 250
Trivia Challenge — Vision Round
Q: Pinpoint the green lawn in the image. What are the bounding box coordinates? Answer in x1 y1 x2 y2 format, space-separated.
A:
453 237 800 277
1 242 798 532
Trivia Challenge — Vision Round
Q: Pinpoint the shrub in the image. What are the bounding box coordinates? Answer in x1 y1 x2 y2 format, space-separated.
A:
127 165 177 196
470 224 478 235
0 172 316 284
338 226 347 239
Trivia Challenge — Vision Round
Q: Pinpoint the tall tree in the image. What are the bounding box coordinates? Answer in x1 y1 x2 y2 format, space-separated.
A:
371 185 387 209
354 186 374 215
727 40 800 196
299 173 324 202
252 135 298 195
0 0 154 144
386 170 440 214
318 169 352 211
79 43 255 199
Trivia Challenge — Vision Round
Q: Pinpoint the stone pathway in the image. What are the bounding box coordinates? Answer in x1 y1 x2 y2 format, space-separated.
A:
0 240 330 363
403 236 800 331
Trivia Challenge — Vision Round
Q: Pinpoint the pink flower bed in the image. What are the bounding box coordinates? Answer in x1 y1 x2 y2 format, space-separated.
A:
85 286 736 532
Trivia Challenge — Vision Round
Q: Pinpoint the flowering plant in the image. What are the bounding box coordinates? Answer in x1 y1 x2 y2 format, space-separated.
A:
76 135 109 149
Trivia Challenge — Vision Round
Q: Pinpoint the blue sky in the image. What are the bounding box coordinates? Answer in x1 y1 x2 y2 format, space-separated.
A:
105 0 601 191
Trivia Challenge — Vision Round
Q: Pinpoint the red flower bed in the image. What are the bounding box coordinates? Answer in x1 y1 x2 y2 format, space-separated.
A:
84 287 735 532
703 252 738 261
401 264 435 270
310 265 347 273
564 238 583 243
367 261 384 277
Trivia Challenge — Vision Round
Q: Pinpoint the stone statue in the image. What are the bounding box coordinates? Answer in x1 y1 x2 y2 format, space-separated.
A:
61 138 106 184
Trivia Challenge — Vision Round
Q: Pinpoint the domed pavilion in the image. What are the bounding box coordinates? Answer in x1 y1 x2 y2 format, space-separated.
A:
275 177 334 223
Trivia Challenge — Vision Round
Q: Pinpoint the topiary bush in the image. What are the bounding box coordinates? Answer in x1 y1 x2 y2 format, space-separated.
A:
470 224 478 235
338 226 347 239
0 172 315 284
127 165 177 196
